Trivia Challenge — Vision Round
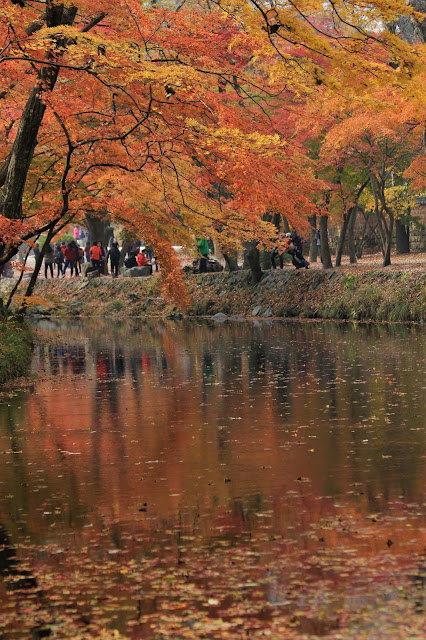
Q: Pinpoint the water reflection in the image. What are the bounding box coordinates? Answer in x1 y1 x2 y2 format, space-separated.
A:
0 319 424 638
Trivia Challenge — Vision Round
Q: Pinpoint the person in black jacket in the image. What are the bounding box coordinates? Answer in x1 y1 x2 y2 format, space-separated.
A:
285 233 309 269
108 241 121 277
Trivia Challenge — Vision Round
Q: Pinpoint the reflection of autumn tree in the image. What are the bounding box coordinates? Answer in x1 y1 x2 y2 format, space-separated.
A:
0 320 423 545
1 320 425 638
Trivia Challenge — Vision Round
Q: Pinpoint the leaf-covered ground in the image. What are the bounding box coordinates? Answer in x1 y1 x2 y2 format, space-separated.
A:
1 266 423 322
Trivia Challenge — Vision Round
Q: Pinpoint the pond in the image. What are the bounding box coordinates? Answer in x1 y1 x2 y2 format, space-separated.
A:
0 319 424 639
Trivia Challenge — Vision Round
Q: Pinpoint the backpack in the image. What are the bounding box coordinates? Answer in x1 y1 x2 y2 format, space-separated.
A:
124 255 137 268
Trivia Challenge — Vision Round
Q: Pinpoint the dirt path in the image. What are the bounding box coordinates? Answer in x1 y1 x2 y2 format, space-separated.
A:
307 251 426 272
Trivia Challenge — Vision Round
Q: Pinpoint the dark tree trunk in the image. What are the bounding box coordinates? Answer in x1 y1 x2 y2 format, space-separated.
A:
383 210 394 267
282 216 291 234
395 218 410 254
243 240 262 284
348 207 358 263
260 250 272 270
0 4 78 219
260 212 273 270
85 212 113 246
319 215 333 269
223 252 238 272
335 207 354 267
85 212 112 274
308 214 318 263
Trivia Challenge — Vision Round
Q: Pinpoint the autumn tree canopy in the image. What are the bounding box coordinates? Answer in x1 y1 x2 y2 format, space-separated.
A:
0 0 424 290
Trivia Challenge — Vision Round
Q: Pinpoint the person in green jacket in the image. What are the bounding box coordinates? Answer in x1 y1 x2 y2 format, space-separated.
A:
196 238 210 273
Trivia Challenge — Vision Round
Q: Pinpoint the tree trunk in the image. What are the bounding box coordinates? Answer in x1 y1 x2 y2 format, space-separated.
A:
308 214 318 263
223 252 238 272
85 212 113 246
319 215 333 269
335 207 354 267
383 210 394 267
260 250 272 270
20 225 56 310
0 4 78 219
348 207 358 263
243 240 262 284
85 213 112 274
395 218 410 254
282 216 290 234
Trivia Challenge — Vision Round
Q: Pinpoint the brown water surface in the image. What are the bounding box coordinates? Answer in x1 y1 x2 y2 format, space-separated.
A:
0 319 424 639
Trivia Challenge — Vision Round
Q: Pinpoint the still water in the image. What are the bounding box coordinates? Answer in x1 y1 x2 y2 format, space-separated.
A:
0 319 424 639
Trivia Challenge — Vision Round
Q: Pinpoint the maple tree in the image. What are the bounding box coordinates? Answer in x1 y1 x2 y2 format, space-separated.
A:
316 87 425 265
0 0 424 295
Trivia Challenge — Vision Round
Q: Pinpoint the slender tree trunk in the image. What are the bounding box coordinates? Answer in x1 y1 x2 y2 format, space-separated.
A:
383 209 394 267
335 207 354 267
259 212 273 270
260 250 272 270
319 215 333 269
395 218 410 254
356 215 368 259
348 207 358 263
243 240 262 284
308 214 318 263
223 252 238 272
282 216 290 234
22 226 56 304
5 249 33 309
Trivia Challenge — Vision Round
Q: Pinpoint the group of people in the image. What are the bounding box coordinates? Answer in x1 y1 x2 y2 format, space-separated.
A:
123 242 158 275
40 239 128 278
31 229 310 281
42 240 84 278
271 231 309 270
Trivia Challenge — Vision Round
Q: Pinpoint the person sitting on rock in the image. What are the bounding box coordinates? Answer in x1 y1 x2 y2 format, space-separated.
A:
137 249 152 274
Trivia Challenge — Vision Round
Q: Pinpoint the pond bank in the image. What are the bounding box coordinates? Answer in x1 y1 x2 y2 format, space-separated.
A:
0 320 33 384
1 268 425 322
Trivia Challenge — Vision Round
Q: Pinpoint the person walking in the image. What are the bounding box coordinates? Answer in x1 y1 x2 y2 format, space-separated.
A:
100 243 107 275
316 228 322 263
75 245 83 274
54 243 64 277
63 241 78 277
33 242 40 264
107 241 121 278
89 241 103 272
44 244 55 278
84 241 91 263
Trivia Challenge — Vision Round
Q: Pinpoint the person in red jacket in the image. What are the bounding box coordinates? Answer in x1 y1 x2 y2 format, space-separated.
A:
89 241 103 272
137 249 152 274
136 249 148 267
63 241 78 277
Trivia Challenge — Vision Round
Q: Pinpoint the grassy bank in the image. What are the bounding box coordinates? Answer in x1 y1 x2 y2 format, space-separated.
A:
0 268 425 323
186 269 426 322
0 320 33 384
